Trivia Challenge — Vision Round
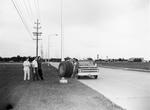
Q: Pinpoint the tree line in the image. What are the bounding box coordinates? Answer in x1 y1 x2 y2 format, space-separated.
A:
0 55 146 63
0 55 35 62
95 58 146 62
0 55 62 62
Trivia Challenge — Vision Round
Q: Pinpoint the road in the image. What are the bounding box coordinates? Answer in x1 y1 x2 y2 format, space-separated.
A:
79 67 150 110
50 62 150 110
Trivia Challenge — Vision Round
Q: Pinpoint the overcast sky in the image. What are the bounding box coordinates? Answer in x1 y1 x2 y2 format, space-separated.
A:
0 0 150 59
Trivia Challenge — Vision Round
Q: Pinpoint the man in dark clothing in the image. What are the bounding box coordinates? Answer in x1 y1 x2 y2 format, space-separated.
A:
37 56 44 80
71 58 79 78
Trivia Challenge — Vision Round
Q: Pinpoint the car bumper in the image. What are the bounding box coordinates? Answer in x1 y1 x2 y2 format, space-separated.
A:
77 72 99 76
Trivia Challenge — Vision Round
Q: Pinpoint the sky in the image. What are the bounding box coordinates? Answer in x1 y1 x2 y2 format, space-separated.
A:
0 0 150 60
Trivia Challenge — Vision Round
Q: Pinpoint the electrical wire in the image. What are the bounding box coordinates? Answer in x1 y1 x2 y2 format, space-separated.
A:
11 0 33 39
36 0 41 21
22 0 33 25
28 0 36 23
15 0 33 32
11 0 44 58
36 0 42 33
34 0 38 19
18 0 33 27
11 0 42 40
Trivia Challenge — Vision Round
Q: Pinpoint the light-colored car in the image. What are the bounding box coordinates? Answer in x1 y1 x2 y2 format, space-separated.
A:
77 60 99 79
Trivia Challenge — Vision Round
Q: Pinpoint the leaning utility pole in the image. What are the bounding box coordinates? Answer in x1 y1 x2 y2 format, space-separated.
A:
33 19 42 58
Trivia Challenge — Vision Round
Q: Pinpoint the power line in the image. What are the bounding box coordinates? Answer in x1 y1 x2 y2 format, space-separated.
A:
22 0 38 27
28 0 36 22
15 0 33 39
17 0 30 23
34 0 38 19
22 0 33 25
36 0 41 21
11 0 43 43
11 0 33 39
18 0 33 28
33 0 42 24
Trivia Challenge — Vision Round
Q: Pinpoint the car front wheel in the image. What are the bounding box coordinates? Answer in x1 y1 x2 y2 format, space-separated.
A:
77 76 80 79
94 75 98 79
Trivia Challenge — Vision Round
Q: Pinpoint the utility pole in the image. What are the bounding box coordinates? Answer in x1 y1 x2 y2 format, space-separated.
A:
33 19 42 58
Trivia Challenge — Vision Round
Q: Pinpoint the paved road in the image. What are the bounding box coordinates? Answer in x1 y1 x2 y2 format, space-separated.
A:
50 62 150 110
79 67 150 110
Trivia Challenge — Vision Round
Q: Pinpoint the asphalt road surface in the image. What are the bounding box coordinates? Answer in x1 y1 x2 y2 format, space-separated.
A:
79 67 150 110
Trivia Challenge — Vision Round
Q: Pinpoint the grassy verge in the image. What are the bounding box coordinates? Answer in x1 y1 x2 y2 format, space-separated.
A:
0 63 124 110
97 62 150 70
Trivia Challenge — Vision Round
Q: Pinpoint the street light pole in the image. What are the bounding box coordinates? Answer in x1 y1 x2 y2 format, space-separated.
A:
48 35 50 65
47 34 58 66
60 0 64 61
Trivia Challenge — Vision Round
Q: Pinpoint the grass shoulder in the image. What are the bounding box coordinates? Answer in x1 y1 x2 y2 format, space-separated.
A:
97 61 150 70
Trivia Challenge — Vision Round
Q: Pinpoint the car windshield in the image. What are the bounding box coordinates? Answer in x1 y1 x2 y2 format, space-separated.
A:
78 60 94 66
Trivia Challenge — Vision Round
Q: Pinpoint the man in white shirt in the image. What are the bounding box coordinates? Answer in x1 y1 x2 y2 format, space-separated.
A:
23 58 31 80
32 57 39 80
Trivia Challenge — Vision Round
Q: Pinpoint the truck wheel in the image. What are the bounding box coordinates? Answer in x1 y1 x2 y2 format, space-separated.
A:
77 76 80 79
94 75 98 79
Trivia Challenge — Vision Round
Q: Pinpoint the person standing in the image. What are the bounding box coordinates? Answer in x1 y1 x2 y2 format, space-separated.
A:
32 57 39 80
23 58 31 80
71 58 79 78
37 56 44 80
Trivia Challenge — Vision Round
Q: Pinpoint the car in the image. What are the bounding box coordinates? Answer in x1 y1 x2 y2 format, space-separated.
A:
77 60 99 79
